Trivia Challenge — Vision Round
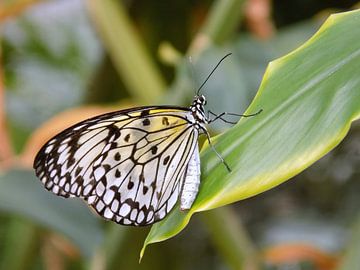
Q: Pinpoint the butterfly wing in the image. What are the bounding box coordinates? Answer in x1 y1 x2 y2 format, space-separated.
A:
34 106 198 226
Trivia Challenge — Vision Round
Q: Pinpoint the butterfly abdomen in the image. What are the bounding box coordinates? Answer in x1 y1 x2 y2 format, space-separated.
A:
180 143 201 210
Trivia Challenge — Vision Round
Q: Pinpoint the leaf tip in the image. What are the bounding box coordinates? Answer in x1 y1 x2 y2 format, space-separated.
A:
139 239 150 263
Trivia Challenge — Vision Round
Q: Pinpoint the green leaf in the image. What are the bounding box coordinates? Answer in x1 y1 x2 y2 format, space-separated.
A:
0 170 103 257
141 9 360 258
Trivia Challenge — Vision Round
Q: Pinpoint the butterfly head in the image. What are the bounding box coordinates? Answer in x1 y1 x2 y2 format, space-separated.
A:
192 94 207 106
190 95 208 124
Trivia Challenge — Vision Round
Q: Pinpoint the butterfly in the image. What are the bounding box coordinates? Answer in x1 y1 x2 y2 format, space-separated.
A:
33 53 261 226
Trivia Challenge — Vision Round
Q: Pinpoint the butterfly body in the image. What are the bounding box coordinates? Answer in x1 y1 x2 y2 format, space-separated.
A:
34 95 209 226
180 143 201 210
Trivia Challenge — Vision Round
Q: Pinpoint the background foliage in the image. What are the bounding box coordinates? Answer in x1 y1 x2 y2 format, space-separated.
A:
1 0 359 270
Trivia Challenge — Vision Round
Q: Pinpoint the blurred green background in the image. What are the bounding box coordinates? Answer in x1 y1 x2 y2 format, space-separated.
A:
1 0 360 269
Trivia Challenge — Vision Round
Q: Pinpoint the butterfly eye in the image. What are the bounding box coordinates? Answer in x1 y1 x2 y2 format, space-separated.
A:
201 95 207 105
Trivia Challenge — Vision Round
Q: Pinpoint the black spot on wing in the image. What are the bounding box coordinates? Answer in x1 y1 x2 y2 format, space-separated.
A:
163 155 170 165
103 164 111 172
67 157 76 169
107 124 121 140
75 166 82 177
162 117 169 126
115 169 121 178
151 146 158 155
140 110 150 117
128 181 134 189
114 152 121 161
142 118 150 126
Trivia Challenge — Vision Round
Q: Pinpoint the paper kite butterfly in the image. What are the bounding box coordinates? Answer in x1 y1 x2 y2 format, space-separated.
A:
33 54 261 226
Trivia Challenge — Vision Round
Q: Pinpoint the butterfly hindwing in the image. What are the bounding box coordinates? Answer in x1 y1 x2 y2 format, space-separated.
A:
34 106 199 225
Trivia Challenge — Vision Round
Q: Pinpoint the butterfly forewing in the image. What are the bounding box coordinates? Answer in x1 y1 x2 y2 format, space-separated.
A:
34 106 199 226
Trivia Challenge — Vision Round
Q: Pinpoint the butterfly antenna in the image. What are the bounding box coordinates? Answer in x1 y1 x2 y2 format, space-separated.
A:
196 53 232 96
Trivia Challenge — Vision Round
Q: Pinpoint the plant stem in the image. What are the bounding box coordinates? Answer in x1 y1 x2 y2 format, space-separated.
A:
86 0 166 104
189 0 246 54
201 206 259 270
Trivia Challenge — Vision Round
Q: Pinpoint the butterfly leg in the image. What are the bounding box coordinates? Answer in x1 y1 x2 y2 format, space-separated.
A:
208 109 263 124
201 127 231 172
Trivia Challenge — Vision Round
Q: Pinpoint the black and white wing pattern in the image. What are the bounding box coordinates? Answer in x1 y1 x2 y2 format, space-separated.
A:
34 106 201 226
